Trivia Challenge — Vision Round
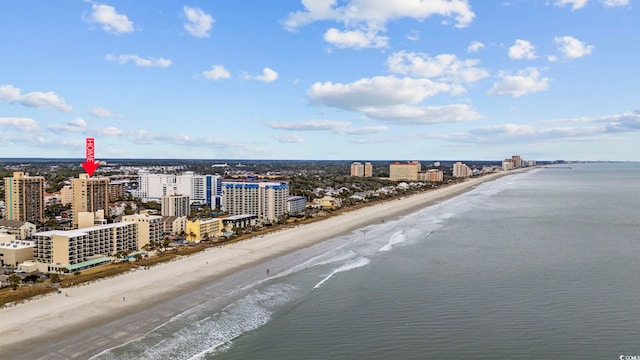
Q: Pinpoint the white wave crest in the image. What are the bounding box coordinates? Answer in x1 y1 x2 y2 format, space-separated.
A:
312 257 370 290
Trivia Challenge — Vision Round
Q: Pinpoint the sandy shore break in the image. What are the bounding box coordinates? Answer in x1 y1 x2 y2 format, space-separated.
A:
0 168 531 349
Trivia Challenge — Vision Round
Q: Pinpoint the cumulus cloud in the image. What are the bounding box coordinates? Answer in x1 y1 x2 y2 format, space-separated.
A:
467 41 485 53
601 0 629 7
323 28 389 49
246 67 279 83
47 118 88 133
106 54 172 68
0 84 72 112
487 68 550 97
90 106 121 118
386 51 489 84
362 104 483 124
267 120 388 135
0 117 40 132
308 76 459 111
551 36 593 60
553 0 588 10
284 0 476 30
203 65 231 80
86 3 134 34
274 134 305 143
508 39 537 60
183 6 214 38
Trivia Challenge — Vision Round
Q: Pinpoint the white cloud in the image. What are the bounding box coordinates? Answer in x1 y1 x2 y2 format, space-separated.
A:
407 30 420 41
553 0 589 10
69 117 87 128
552 36 593 60
0 84 72 112
601 0 629 7
47 118 88 133
95 126 124 136
89 106 121 118
284 0 476 30
488 68 550 97
183 6 214 38
267 120 389 135
467 41 485 53
249 67 279 83
274 134 305 143
508 39 537 60
87 3 134 34
323 28 389 49
203 65 231 80
386 51 489 84
308 76 459 111
267 120 351 133
106 54 172 68
362 104 483 124
0 117 40 132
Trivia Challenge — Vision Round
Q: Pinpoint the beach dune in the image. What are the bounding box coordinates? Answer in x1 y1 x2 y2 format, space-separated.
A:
0 169 528 359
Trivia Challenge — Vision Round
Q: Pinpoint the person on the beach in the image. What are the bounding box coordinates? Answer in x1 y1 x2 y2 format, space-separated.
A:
123 297 125 301
267 269 270 276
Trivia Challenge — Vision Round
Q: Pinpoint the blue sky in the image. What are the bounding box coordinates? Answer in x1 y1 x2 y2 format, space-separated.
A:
1 0 638 161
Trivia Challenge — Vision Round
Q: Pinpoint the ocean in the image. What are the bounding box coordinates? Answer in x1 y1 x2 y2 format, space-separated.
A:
92 163 640 360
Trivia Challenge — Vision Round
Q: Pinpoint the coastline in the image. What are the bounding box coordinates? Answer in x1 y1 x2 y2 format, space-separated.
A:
0 168 531 358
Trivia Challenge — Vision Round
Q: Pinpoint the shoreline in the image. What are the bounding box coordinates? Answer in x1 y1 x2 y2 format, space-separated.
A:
0 168 532 358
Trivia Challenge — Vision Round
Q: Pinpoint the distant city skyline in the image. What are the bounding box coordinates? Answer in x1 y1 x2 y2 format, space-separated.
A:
1 1 638 161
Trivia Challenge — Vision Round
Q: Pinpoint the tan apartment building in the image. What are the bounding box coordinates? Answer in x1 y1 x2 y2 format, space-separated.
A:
161 193 190 217
418 169 444 182
122 214 163 249
186 218 223 242
32 222 138 272
351 162 373 177
71 174 109 229
0 236 35 267
389 161 421 181
453 162 472 178
3 172 45 224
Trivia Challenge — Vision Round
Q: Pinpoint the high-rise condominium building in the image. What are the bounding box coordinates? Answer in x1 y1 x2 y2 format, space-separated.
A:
222 181 289 221
364 162 373 177
3 172 45 224
453 162 472 178
121 214 163 249
161 193 190 217
389 161 421 181
71 174 109 229
33 222 138 272
137 171 222 208
350 162 374 177
350 162 364 177
511 155 522 169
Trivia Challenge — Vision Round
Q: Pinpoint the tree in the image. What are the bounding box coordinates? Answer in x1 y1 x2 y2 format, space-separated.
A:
8 274 21 290
49 273 60 283
22 274 39 283
134 253 143 262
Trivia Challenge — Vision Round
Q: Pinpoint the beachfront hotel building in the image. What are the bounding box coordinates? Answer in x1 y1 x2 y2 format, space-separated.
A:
389 161 421 181
121 214 163 249
222 181 289 221
185 218 223 242
136 171 222 208
0 237 35 267
453 162 473 178
0 219 37 240
71 174 109 229
287 196 306 214
161 193 190 217
511 155 522 168
350 162 373 177
32 222 138 272
3 172 45 224
418 169 444 182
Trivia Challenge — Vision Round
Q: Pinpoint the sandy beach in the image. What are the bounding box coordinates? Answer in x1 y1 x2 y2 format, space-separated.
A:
0 169 529 358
